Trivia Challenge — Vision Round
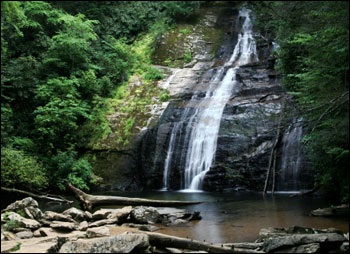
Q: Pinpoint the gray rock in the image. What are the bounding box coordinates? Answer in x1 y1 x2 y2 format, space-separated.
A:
3 197 43 220
86 226 110 238
3 197 39 211
59 232 149 253
33 228 49 237
262 233 346 253
127 223 159 232
89 218 115 227
77 221 89 231
130 206 161 224
50 221 76 232
62 207 86 222
107 206 132 223
84 211 93 221
275 243 321 253
1 211 41 230
15 230 34 239
92 209 114 220
44 211 75 222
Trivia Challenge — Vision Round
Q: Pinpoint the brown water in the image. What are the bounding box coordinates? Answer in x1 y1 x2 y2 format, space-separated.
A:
94 190 349 244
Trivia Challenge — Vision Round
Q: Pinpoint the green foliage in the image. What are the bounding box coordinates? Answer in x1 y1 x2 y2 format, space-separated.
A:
3 215 22 232
183 49 192 63
1 147 48 190
252 1 349 203
161 1 201 22
34 77 90 152
10 242 22 252
42 13 98 77
1 104 13 144
1 1 204 193
48 150 94 191
159 91 170 102
144 66 164 81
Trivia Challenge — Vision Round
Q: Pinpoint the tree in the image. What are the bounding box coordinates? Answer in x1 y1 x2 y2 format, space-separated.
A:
1 147 48 191
34 77 90 153
251 1 349 203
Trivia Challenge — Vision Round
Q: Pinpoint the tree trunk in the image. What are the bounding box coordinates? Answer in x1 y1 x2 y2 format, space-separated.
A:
66 183 202 211
143 231 265 253
144 231 235 253
263 99 284 194
1 187 73 204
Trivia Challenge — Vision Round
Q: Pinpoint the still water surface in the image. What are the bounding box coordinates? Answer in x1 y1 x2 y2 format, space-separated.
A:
39 190 349 244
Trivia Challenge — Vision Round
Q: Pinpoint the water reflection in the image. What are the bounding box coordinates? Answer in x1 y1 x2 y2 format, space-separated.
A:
6 191 347 244
148 191 348 243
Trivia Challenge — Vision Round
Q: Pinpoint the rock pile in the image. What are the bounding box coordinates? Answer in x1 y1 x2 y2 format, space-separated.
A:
1 197 201 253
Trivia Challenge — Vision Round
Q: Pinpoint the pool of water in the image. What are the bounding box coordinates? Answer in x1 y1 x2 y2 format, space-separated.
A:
3 190 348 244
94 190 349 243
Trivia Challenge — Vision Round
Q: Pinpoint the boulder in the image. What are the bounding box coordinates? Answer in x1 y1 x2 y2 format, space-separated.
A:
310 204 349 217
84 211 93 221
156 207 202 225
33 228 49 237
62 207 86 222
3 197 39 211
89 218 116 228
258 227 348 253
2 197 43 220
50 221 77 232
92 209 114 220
130 206 161 224
86 226 110 238
77 221 89 231
43 211 75 222
107 206 132 223
262 233 346 253
1 211 41 230
59 232 149 253
15 230 34 239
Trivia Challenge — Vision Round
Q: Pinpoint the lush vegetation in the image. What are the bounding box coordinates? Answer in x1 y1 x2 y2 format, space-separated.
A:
1 1 202 192
251 1 349 203
2 1 348 204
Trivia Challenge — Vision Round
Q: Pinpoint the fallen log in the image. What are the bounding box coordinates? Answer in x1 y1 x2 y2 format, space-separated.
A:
1 187 73 204
66 183 203 211
142 231 234 253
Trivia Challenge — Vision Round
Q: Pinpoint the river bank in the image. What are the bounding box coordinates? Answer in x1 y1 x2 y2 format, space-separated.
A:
2 190 349 253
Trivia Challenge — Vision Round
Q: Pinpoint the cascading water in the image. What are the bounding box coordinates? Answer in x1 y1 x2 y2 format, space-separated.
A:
277 118 306 191
162 8 259 191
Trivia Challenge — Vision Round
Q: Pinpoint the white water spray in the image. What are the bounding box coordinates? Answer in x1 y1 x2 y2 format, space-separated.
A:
162 8 259 191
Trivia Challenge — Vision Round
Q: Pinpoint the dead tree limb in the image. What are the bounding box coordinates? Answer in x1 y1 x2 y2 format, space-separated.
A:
271 150 277 194
66 183 202 211
143 231 234 253
263 100 284 194
1 187 73 204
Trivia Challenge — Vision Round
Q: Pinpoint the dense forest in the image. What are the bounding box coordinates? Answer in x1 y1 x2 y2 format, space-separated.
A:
1 1 348 203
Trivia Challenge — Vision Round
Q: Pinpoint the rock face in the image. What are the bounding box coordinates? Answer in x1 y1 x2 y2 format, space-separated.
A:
80 3 313 192
137 5 313 191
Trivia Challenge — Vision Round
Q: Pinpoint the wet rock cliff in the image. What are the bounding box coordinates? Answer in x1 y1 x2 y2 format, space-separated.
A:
137 3 313 192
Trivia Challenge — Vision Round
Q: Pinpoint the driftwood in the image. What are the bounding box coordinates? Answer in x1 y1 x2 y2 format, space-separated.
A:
144 231 234 253
66 183 203 211
1 187 73 204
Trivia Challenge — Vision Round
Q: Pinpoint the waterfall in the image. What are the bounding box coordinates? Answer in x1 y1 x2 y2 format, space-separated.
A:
277 118 305 191
162 7 259 191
